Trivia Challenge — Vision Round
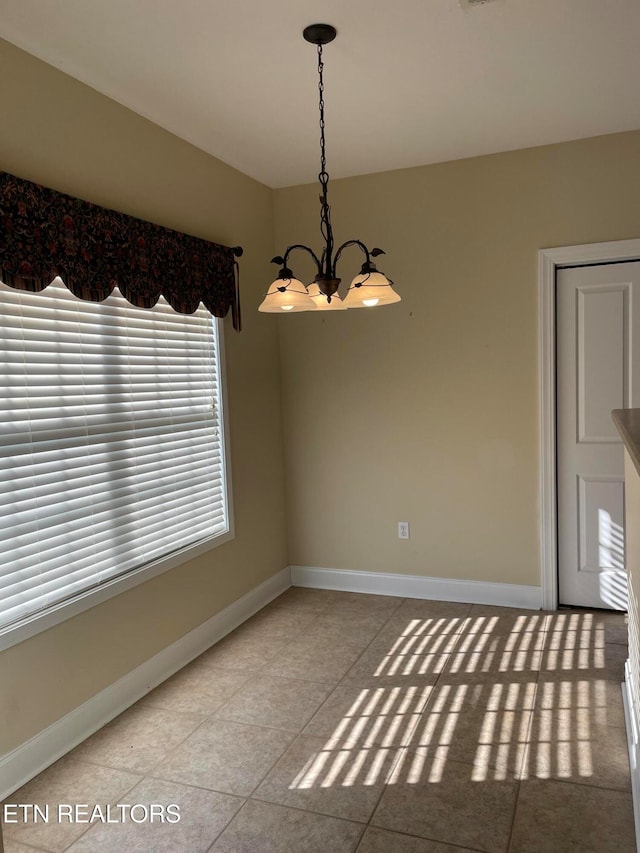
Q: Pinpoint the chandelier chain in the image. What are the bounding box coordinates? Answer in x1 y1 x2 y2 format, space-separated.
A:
317 43 333 273
318 44 327 181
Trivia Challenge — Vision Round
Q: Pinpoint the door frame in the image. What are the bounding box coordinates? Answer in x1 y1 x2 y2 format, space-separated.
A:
539 238 640 610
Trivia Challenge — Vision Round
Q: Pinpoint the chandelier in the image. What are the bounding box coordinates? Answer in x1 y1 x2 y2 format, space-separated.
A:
259 24 401 313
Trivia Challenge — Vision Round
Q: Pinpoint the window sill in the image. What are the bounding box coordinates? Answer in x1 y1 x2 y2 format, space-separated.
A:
0 527 235 652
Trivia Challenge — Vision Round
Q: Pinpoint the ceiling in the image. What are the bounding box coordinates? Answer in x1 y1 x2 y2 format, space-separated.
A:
1 0 639 188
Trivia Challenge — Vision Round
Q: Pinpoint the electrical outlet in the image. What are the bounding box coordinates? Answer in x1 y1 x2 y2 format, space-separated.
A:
398 521 410 540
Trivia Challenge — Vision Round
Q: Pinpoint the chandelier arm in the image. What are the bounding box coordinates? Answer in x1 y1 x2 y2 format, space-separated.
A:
282 243 323 273
333 239 373 273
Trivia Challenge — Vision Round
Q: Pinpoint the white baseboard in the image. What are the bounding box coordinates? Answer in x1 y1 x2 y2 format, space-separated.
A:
290 565 543 610
0 566 291 800
622 661 640 853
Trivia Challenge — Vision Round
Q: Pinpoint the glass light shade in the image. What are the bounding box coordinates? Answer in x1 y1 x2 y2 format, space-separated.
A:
307 282 348 310
343 271 401 309
258 277 316 313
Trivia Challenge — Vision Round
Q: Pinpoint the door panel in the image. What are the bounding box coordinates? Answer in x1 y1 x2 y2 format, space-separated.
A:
557 261 640 609
578 476 625 572
577 284 628 442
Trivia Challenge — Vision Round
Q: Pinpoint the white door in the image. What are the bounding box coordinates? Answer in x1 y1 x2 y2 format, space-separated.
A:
557 261 640 609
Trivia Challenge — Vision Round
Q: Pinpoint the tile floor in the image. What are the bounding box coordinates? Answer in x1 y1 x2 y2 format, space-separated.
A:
2 589 635 853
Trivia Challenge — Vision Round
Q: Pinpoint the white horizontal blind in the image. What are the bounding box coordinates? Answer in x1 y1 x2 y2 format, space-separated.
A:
0 278 228 632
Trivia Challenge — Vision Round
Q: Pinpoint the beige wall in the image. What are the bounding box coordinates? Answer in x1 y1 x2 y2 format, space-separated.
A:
0 39 287 753
274 131 640 586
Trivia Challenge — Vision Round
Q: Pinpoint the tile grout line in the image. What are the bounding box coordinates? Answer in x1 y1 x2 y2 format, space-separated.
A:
505 779 522 853
58 770 148 853
504 669 539 853
201 795 248 853
247 793 368 827
333 601 471 691
203 597 405 688
525 776 634 795
358 822 487 853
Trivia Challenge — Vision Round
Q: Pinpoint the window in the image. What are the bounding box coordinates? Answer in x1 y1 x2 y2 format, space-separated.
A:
0 278 231 645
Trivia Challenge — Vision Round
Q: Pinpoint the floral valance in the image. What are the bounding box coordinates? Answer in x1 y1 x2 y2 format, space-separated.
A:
0 170 242 329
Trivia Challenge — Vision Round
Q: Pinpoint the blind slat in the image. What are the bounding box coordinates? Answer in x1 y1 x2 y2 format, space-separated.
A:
0 497 226 597
1 474 225 539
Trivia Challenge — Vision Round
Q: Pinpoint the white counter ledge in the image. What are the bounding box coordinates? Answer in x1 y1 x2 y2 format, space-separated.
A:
613 408 640 478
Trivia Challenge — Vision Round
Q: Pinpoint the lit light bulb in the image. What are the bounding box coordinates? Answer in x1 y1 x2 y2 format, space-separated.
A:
363 298 380 307
281 305 295 311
